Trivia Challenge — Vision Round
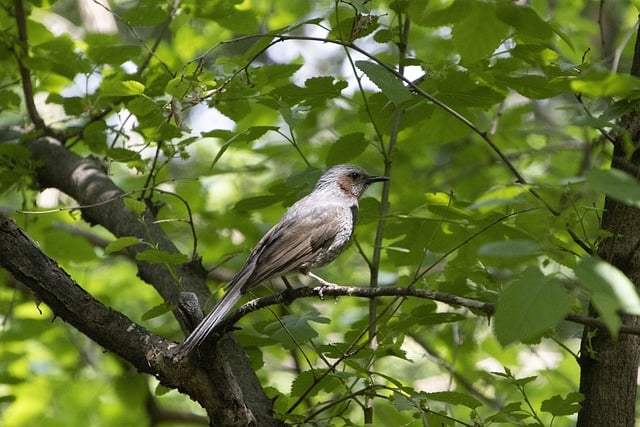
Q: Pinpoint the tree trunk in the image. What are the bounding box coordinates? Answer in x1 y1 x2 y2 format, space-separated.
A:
577 26 640 427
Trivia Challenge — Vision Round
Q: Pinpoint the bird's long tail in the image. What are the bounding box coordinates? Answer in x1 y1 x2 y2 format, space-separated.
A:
179 284 243 353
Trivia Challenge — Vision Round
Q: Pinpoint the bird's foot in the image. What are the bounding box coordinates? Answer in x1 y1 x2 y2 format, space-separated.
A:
307 272 341 299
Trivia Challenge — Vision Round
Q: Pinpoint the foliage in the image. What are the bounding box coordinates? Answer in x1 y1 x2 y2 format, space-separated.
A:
1 0 640 425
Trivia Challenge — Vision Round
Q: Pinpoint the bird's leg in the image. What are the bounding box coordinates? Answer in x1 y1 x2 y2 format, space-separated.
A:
281 276 294 289
307 272 341 298
280 276 296 305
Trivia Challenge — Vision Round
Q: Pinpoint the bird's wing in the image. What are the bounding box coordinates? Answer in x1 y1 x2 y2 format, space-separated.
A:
239 204 344 291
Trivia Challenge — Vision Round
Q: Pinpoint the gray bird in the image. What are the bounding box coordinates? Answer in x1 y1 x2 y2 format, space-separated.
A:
180 164 388 353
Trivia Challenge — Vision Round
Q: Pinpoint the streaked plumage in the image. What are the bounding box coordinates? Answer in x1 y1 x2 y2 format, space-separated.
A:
180 164 388 353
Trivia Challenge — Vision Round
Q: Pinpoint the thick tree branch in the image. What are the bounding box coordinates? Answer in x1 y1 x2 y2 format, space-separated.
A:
10 136 280 426
0 213 265 423
26 137 208 316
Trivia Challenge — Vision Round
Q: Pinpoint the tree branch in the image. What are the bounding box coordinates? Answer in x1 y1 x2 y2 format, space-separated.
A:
213 283 640 338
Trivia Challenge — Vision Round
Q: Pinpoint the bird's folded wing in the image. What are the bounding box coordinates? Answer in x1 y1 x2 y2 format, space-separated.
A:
241 204 342 289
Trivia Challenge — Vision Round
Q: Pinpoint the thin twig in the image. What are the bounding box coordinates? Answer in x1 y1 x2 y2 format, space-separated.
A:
12 0 47 131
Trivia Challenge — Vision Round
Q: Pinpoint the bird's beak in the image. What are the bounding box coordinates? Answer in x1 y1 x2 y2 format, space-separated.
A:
366 175 390 184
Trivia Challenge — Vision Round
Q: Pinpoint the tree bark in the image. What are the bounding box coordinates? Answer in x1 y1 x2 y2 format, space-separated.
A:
577 24 640 427
0 136 282 426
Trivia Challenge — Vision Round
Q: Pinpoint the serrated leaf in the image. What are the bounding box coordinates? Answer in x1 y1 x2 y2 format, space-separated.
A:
264 313 330 350
373 29 393 43
453 3 509 64
575 256 640 337
106 147 142 163
494 268 572 346
391 392 415 412
142 303 172 321
355 60 412 105
105 236 140 254
424 391 482 409
124 198 147 216
154 383 171 397
136 249 189 265
496 3 554 41
541 392 584 416
486 401 528 423
166 76 194 98
587 168 640 208
326 132 369 165
290 369 347 398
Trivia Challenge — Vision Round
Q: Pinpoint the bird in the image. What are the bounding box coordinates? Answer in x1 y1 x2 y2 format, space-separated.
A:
179 164 389 353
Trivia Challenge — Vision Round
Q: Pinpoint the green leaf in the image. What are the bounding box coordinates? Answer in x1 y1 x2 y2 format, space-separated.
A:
469 185 529 211
453 3 509 64
86 39 142 65
587 168 640 208
496 3 554 41
486 401 529 423
570 72 640 98
424 391 482 409
290 369 350 400
494 268 572 346
105 236 140 254
355 60 412 105
106 147 143 163
264 313 330 350
326 132 369 165
503 75 569 99
136 249 189 265
100 79 145 97
124 198 147 216
141 303 172 321
233 195 281 212
154 383 171 397
541 392 584 416
575 256 640 336
478 239 541 258
123 2 167 25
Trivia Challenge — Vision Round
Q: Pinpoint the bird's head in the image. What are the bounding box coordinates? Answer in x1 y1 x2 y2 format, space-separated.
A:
316 164 389 199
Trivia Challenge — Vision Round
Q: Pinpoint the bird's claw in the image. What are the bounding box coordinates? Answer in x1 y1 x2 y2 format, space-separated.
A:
317 282 340 300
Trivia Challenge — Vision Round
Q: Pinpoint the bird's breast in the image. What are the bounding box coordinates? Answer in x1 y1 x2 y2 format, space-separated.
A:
303 203 357 270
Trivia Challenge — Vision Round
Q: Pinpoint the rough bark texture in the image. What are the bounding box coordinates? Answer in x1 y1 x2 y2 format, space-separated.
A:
577 26 640 427
0 136 283 426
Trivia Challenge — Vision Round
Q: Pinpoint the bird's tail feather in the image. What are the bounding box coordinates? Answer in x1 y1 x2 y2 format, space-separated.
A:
180 285 243 353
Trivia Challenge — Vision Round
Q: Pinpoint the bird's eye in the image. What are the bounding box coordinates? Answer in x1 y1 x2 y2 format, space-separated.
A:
349 172 360 180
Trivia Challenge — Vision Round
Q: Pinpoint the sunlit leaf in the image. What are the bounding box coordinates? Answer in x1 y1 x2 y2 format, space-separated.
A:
100 79 145 96
141 303 172 321
494 268 572 346
105 236 140 254
575 256 640 336
587 168 640 208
